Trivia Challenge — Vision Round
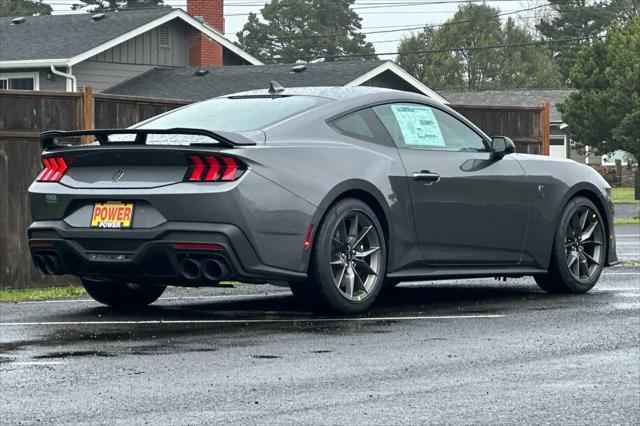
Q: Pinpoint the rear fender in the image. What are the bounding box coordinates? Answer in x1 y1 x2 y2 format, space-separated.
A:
301 179 421 274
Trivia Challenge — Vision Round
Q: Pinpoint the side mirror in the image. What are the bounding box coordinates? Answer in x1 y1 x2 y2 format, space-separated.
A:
491 136 516 160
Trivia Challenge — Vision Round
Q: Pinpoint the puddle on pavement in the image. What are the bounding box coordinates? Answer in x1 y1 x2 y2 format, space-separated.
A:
0 356 15 364
2 284 533 361
0 318 405 364
33 350 115 359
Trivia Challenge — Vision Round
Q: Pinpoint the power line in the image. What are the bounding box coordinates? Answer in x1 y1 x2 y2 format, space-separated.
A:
47 0 533 5
48 0 541 12
368 14 547 43
264 36 602 61
236 4 548 40
223 14 526 33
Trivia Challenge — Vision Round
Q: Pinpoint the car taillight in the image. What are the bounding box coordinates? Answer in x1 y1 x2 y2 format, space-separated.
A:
185 155 245 182
37 156 69 182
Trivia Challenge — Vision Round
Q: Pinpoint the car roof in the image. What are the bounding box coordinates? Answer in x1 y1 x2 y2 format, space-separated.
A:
226 86 489 142
224 86 417 101
222 86 447 116
217 86 483 137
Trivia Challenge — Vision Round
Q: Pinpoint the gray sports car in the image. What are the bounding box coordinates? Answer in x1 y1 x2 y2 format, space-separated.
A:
28 86 618 313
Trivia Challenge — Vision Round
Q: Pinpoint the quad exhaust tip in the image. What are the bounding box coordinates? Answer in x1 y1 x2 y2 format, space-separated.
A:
177 258 229 282
35 254 63 275
33 255 48 274
202 259 228 281
178 258 202 280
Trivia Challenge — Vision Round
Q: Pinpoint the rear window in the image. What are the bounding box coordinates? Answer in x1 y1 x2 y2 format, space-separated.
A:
136 96 328 132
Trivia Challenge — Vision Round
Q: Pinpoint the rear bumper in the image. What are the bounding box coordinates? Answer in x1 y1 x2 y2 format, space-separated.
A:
28 220 307 284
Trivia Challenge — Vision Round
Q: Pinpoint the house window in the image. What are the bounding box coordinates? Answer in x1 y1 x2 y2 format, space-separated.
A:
158 26 169 48
0 72 39 90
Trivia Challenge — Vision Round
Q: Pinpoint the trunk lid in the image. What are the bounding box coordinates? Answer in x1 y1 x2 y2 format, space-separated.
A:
61 148 199 189
38 128 259 189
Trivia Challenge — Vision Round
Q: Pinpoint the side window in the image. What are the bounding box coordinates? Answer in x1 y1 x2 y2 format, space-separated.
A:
431 108 487 152
372 103 487 152
0 77 34 90
330 108 393 146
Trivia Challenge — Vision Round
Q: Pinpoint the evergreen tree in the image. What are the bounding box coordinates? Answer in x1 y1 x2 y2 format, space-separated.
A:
72 0 165 12
537 0 637 85
559 16 640 162
0 0 51 16
236 0 376 63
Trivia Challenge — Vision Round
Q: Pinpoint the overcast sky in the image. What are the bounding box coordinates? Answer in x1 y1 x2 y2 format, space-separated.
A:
46 0 542 57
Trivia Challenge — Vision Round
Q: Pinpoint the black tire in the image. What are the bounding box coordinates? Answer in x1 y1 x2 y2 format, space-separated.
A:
289 281 314 305
307 198 387 314
384 278 402 288
534 196 607 294
81 278 166 308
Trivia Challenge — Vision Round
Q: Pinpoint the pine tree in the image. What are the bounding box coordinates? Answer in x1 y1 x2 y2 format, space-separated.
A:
0 0 51 16
559 16 640 162
536 0 636 85
236 0 376 63
72 0 165 13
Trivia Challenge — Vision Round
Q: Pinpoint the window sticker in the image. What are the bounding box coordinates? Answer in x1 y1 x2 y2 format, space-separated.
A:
390 105 445 147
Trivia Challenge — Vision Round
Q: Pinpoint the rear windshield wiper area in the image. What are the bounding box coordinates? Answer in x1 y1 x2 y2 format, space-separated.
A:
39 128 258 150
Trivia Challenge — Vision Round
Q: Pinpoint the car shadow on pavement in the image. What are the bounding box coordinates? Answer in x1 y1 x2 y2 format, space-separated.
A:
2 282 615 358
63 282 590 321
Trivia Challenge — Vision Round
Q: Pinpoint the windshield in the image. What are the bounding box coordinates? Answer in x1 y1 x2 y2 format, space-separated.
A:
136 96 328 132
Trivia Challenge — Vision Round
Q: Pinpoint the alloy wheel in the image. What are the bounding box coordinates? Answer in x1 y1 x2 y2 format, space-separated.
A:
564 206 604 282
329 212 382 301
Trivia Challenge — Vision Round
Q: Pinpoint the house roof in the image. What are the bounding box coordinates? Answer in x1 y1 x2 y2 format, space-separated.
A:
0 9 261 68
439 89 575 123
106 60 448 102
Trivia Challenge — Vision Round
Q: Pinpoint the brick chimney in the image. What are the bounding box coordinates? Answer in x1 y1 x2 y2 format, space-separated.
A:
187 0 224 67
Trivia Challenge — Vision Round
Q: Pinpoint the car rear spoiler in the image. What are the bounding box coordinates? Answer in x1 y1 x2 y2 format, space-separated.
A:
39 128 257 150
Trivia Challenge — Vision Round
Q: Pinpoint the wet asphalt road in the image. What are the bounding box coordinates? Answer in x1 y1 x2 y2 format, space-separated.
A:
1 265 639 425
1 225 639 425
616 223 640 261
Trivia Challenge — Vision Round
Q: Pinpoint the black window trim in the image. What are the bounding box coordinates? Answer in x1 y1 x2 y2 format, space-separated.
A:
328 107 395 148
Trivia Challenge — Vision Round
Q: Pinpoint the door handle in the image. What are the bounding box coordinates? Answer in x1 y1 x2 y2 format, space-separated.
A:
412 171 440 184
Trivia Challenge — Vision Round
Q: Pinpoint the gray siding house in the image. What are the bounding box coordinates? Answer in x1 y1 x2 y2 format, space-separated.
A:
0 8 261 93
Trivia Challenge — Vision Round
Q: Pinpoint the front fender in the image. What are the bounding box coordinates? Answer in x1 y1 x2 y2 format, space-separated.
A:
515 156 616 269
558 182 617 266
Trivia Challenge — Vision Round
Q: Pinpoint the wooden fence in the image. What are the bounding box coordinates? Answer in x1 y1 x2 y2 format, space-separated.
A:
0 88 189 289
452 103 550 155
0 87 549 289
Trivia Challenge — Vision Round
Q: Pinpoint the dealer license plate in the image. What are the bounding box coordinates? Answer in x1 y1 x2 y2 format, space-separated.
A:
90 202 134 229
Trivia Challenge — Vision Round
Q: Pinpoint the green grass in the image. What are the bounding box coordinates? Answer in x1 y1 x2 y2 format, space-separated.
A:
612 187 639 204
0 285 86 303
0 282 239 303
